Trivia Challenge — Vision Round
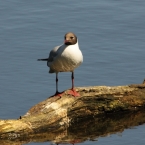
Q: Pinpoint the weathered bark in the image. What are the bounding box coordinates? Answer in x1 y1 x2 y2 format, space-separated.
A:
0 82 145 142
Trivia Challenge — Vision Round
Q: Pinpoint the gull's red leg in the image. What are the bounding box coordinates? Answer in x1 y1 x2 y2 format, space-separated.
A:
53 73 64 97
68 71 80 97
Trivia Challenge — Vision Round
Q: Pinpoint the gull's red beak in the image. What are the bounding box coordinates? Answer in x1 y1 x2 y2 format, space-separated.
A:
64 40 69 43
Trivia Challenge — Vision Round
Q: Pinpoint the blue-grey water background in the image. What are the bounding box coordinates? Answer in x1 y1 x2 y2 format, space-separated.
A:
0 0 145 145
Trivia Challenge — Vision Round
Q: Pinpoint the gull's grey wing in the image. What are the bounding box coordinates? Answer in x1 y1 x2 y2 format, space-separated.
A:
47 46 60 62
37 46 60 62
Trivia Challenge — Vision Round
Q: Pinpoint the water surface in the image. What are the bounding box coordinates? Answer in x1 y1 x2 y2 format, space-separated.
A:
0 0 145 145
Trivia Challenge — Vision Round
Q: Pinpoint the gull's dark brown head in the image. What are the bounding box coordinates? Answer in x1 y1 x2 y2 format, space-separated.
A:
64 32 77 45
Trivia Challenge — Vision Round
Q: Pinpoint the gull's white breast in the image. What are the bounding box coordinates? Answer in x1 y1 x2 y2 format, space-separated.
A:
48 42 83 73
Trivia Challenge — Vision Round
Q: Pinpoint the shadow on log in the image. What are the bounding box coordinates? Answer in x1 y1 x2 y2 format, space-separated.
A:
0 82 145 144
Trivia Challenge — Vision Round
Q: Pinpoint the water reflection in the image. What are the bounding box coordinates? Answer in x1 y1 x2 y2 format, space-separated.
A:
1 110 145 145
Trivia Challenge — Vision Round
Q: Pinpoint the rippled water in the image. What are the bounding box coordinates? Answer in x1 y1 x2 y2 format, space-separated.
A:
0 0 145 145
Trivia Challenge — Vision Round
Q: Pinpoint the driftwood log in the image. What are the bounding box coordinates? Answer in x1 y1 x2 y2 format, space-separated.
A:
0 81 145 144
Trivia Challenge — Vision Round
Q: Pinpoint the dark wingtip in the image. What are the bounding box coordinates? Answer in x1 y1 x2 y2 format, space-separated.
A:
37 58 48 61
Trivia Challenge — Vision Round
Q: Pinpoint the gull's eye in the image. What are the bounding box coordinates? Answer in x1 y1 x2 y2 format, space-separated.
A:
70 36 74 39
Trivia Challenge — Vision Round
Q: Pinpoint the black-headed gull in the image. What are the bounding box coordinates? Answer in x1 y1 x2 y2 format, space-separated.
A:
38 32 83 97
